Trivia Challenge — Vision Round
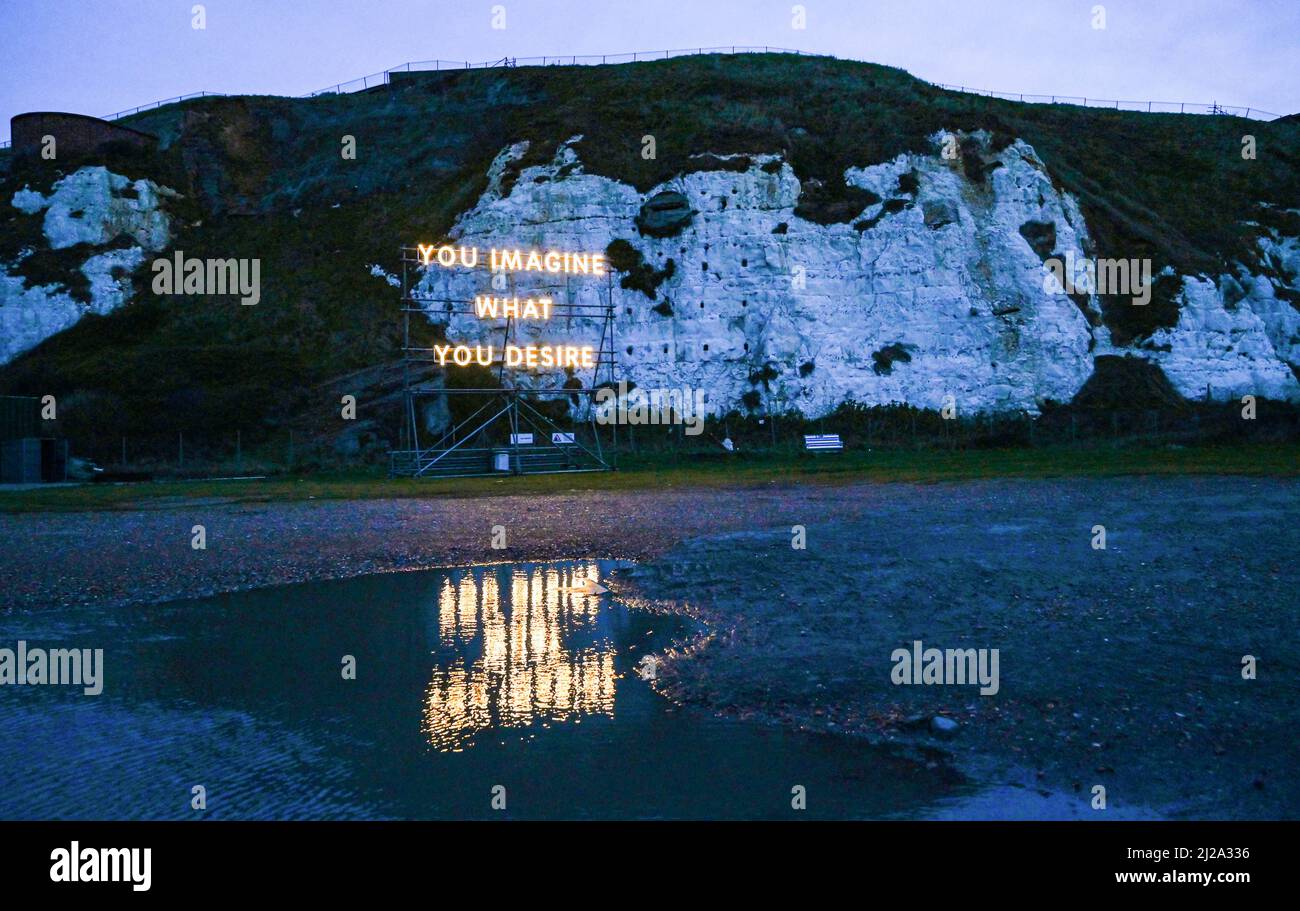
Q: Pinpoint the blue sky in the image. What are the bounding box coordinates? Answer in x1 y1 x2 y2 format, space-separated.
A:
1 0 1296 142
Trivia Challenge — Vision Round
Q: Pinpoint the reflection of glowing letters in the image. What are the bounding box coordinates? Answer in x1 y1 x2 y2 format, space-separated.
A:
422 563 616 752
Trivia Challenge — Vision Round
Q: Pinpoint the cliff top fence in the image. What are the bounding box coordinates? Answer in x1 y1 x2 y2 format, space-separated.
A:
928 84 1278 119
305 46 805 95
0 46 1285 147
301 48 1284 121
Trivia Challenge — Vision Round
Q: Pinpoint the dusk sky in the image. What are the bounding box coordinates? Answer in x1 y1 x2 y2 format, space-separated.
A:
1 0 1297 142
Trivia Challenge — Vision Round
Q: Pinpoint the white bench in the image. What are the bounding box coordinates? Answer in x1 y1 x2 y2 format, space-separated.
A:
804 434 844 452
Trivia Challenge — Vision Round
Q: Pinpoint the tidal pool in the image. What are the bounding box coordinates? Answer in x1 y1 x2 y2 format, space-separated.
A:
0 559 966 820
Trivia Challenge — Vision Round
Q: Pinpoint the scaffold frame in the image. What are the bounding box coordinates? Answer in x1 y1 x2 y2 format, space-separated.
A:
388 245 618 478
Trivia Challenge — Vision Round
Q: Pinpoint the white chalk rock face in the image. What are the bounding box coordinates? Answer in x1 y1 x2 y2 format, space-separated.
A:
0 248 145 363
1 166 173 363
1146 274 1300 401
415 134 1104 416
412 134 1300 414
1245 232 1300 388
15 166 173 251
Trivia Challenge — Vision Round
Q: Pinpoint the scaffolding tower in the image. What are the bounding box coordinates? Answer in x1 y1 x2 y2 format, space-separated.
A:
388 245 618 478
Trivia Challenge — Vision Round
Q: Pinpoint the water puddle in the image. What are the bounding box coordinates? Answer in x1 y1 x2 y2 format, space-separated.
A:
0 559 967 819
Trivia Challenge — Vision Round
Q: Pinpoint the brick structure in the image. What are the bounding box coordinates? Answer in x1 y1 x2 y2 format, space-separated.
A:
10 112 157 157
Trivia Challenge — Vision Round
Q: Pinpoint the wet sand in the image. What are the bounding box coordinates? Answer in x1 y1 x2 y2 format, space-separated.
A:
617 476 1300 819
2 475 1296 818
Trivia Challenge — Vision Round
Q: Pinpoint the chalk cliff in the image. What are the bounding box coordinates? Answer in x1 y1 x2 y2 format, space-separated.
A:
2 53 1298 445
413 134 1300 416
2 166 173 363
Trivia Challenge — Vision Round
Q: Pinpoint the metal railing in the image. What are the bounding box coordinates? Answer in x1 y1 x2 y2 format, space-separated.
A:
304 46 803 95
101 90 227 121
2 46 1286 147
929 84 1280 120
299 48 1283 121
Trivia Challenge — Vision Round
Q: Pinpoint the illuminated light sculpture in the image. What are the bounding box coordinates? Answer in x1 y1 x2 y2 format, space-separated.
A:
389 244 618 478
416 244 607 276
505 345 596 369
427 344 597 369
473 296 553 320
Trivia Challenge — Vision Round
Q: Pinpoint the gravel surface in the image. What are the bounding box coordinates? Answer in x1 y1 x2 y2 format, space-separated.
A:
2 475 1296 818
618 475 1300 819
1 482 896 611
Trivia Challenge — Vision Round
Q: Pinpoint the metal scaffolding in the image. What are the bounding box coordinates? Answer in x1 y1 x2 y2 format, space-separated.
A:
388 245 618 478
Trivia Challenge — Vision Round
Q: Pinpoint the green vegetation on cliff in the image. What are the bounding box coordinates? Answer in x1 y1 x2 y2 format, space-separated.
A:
2 53 1297 457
